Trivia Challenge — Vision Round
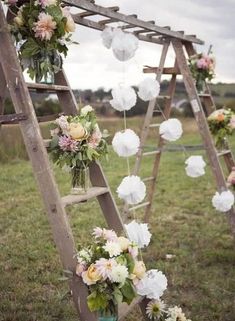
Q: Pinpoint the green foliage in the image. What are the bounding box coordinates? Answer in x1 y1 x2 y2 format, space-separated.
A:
120 279 137 305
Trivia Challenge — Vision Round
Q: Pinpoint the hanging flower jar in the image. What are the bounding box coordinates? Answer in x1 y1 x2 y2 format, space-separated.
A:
9 0 76 84
49 106 108 194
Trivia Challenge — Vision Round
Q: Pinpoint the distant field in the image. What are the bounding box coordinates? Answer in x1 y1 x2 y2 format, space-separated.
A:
0 117 235 321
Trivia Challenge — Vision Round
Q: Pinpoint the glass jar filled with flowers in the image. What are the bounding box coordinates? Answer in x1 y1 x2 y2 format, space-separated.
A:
208 108 235 150
49 105 108 194
188 52 215 93
7 0 76 83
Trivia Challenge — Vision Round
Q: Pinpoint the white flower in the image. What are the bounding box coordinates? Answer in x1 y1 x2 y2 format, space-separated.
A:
101 26 114 49
55 115 69 135
81 105 93 116
166 306 191 321
185 155 206 178
118 236 130 251
212 190 234 212
117 175 146 205
103 241 122 257
110 265 129 284
125 220 151 248
112 29 139 61
146 299 166 320
112 129 140 157
110 85 137 112
138 78 160 101
159 118 183 142
136 269 167 299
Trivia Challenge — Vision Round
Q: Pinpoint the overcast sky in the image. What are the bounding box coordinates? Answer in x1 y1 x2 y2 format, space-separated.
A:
62 0 235 89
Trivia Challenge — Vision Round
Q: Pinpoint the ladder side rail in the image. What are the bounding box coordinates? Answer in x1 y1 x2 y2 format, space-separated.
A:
172 39 235 235
133 41 170 175
0 5 97 320
0 62 6 117
144 66 177 222
54 70 78 115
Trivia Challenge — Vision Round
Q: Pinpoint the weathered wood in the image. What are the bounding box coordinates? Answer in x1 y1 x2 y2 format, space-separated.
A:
62 187 109 206
78 6 119 18
144 63 177 222
37 114 61 123
63 0 204 44
0 112 27 124
0 5 97 320
72 14 165 45
27 82 70 92
54 70 78 115
143 66 180 75
0 62 6 118
173 39 235 235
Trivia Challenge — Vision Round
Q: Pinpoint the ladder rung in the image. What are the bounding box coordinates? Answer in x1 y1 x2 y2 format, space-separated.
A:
149 123 161 128
157 95 171 99
62 187 109 206
43 139 51 148
128 202 150 212
153 109 162 113
37 114 60 123
0 112 27 124
217 150 231 157
143 150 161 156
198 93 211 97
26 83 70 92
142 176 155 182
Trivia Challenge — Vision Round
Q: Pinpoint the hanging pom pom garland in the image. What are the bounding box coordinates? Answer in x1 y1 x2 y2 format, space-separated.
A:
101 26 114 49
112 29 139 61
185 155 206 178
212 190 234 212
110 85 137 112
159 118 183 142
117 175 146 205
138 78 160 101
125 220 152 248
112 129 140 157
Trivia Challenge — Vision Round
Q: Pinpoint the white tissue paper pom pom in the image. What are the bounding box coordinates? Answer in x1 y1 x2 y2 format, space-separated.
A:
185 155 206 178
117 175 146 205
112 129 140 157
212 190 234 212
101 26 114 49
138 78 160 101
136 269 168 299
112 29 139 61
159 118 183 142
125 220 152 248
110 85 137 111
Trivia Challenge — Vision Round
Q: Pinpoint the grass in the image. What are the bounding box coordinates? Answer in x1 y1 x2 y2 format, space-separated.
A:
0 117 235 321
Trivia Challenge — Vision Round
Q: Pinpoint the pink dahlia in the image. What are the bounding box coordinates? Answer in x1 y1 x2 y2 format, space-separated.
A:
33 13 56 41
88 127 102 149
58 135 79 152
197 57 209 70
95 258 117 280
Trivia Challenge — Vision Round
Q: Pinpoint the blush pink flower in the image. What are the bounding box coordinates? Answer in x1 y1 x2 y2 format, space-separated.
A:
88 127 102 149
92 227 118 241
33 12 56 41
38 0 57 7
95 258 117 280
58 135 79 152
76 262 87 276
197 57 209 70
230 115 235 129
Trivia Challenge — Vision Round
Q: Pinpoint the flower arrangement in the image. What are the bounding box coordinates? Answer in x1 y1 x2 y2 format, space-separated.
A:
49 106 108 193
74 223 191 321
207 108 235 149
7 0 76 82
188 53 215 92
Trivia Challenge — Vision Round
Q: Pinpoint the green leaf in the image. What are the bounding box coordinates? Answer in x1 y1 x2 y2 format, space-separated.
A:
49 135 59 149
124 253 135 274
113 287 123 305
21 38 41 58
87 291 108 312
120 279 136 305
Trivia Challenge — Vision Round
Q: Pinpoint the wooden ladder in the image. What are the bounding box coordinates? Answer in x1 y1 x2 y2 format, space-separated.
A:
0 4 149 320
124 38 235 235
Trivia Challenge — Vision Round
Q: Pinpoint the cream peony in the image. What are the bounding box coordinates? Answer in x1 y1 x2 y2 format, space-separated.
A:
82 264 101 285
132 260 146 279
112 129 140 157
112 29 139 61
136 269 168 299
118 236 130 251
125 220 151 248
212 190 234 212
110 85 137 112
117 175 146 205
138 78 160 101
62 7 76 33
103 241 122 257
68 122 86 141
159 118 183 142
185 155 206 178
110 265 129 284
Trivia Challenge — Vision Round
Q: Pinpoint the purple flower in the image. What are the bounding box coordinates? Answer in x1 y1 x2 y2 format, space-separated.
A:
58 135 79 152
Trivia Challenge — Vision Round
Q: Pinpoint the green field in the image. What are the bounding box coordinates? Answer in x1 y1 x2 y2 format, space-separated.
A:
0 117 235 321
